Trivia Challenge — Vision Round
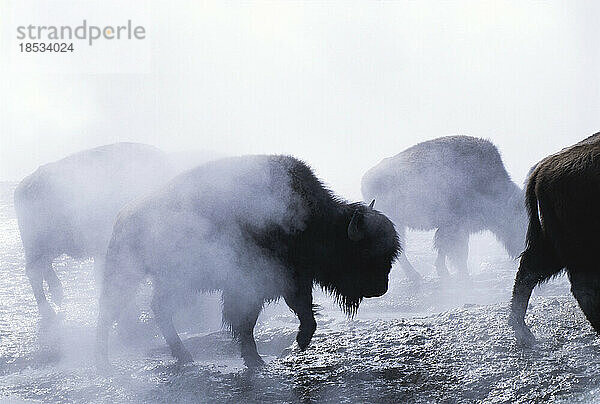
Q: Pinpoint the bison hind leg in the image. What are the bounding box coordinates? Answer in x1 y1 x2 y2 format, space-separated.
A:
96 260 144 367
569 271 600 332
222 291 264 368
25 256 56 320
151 290 193 364
509 243 563 345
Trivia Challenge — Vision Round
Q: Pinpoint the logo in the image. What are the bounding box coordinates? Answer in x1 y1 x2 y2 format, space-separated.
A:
16 20 146 46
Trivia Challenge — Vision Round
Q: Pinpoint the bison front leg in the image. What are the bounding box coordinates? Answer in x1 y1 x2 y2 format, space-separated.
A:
447 229 469 278
222 291 264 368
284 284 317 351
433 228 451 278
151 292 193 364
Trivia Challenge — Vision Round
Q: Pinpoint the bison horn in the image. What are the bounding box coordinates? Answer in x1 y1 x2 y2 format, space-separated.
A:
368 199 375 209
347 210 364 241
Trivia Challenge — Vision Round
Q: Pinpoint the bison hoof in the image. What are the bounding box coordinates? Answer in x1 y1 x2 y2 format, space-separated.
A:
514 326 536 346
176 350 194 365
39 305 57 322
243 353 265 368
296 327 316 351
509 316 536 346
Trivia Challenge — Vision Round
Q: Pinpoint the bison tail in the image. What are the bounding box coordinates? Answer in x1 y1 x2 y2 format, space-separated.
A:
523 169 543 254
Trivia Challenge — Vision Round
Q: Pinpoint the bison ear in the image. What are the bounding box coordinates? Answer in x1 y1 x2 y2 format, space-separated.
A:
368 199 375 209
347 210 365 241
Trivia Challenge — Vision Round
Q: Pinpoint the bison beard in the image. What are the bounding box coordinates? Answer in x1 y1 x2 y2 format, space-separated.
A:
509 132 600 344
96 155 400 367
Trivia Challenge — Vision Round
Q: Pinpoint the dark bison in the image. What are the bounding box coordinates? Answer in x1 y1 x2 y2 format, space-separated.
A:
96 155 400 367
509 132 600 343
362 136 526 280
14 143 175 319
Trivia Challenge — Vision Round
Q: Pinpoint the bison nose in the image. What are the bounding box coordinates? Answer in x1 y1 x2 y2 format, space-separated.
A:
363 279 389 298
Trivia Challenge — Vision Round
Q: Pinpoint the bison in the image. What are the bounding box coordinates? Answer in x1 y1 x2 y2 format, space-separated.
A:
96 155 400 367
14 143 175 320
509 132 600 343
362 135 526 280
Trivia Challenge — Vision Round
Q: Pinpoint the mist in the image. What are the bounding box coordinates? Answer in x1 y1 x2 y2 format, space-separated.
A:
2 1 599 197
1 1 600 403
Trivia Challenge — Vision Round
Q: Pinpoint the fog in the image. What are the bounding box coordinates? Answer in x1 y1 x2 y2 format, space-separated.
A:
2 1 599 199
1 1 600 403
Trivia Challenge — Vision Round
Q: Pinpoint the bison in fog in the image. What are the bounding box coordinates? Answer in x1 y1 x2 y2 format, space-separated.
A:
510 132 600 343
96 155 400 367
362 136 526 280
14 143 175 319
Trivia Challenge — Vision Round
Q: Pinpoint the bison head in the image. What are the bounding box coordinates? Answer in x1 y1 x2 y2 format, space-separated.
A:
336 200 400 306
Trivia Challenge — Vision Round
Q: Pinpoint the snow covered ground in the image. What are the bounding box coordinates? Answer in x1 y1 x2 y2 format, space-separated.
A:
1 182 598 403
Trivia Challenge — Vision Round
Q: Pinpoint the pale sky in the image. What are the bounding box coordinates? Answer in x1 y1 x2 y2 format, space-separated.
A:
1 1 598 199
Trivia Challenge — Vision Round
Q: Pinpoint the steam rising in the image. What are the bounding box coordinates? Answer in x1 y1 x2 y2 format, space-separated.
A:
1 1 598 402
109 155 308 297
